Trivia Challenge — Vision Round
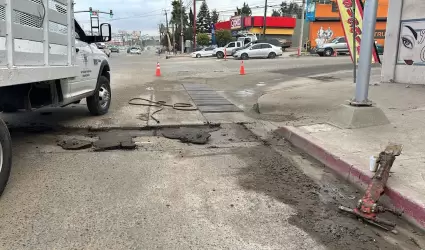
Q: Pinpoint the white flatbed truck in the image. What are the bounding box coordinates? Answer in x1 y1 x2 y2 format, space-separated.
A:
0 0 112 195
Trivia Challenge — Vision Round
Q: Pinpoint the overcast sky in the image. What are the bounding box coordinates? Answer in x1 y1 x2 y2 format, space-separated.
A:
75 0 285 35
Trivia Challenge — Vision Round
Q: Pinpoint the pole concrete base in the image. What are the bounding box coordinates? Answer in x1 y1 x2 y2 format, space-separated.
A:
328 104 390 129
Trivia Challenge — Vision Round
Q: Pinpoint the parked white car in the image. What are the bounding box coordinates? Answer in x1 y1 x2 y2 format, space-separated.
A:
191 47 215 58
129 47 142 55
233 43 283 60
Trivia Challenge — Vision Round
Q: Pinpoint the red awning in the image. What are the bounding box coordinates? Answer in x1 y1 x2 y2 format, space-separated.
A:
215 21 230 30
252 16 296 28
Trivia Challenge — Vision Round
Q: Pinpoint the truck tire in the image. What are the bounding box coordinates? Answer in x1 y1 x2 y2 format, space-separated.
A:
87 76 111 116
0 118 12 196
216 51 224 59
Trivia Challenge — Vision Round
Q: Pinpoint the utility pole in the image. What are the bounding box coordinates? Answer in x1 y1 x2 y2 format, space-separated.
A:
164 10 171 51
193 0 197 51
298 0 306 56
172 23 176 54
180 0 184 54
352 0 379 105
262 0 268 38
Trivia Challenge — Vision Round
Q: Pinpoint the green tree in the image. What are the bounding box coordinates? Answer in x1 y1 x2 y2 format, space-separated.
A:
170 0 189 27
197 33 210 46
211 9 219 24
236 2 252 16
271 9 281 17
189 8 194 27
215 29 232 47
197 1 211 33
280 1 301 18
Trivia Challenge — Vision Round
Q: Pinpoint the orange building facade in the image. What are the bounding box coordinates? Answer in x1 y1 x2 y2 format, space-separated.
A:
307 0 389 47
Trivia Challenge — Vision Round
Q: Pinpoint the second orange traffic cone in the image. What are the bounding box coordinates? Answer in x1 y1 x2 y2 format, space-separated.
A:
155 62 161 77
240 60 245 75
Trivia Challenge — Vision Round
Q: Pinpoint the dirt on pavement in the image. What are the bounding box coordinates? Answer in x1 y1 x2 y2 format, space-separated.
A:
235 135 424 250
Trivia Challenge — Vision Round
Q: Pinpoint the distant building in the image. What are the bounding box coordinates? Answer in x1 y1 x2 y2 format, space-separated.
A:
305 0 388 47
215 16 297 42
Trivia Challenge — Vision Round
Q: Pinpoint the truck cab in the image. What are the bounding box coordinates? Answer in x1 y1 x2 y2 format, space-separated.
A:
0 0 112 196
213 41 244 59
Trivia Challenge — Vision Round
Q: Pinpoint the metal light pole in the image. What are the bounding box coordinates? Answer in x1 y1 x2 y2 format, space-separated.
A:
193 0 197 51
298 0 306 56
180 0 184 54
262 0 268 38
352 0 379 105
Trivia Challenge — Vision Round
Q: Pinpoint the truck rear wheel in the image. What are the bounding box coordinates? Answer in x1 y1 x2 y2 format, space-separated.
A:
87 76 111 116
216 51 224 59
0 118 12 196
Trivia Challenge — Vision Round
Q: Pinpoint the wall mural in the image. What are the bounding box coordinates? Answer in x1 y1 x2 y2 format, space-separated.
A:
316 26 334 47
397 19 425 66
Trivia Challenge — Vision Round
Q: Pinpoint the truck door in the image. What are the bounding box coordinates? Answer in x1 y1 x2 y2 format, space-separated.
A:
69 38 97 97
226 42 236 55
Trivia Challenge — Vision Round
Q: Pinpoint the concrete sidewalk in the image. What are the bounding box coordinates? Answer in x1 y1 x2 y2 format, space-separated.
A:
257 77 425 229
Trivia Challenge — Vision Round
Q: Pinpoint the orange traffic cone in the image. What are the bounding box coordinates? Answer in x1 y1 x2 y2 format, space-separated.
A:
240 60 245 75
333 49 338 57
155 62 161 77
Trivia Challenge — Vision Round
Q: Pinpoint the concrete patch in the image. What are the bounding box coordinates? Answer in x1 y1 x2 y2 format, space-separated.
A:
93 132 137 151
299 124 338 133
57 139 93 150
328 104 390 129
161 127 212 144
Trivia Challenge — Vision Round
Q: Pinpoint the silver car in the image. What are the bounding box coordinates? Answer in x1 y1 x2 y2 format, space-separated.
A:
233 43 283 60
316 36 349 57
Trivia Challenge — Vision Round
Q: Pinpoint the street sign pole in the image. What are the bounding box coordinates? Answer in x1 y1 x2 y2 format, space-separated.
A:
298 0 306 56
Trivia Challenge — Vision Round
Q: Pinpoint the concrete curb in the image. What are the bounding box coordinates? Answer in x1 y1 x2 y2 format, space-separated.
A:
165 55 191 59
289 53 319 57
276 126 425 230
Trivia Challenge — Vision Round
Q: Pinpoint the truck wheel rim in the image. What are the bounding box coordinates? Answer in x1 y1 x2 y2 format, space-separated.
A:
99 85 110 108
0 141 3 172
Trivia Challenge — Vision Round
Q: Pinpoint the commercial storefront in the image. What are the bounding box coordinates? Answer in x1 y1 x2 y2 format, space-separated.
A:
382 0 425 85
215 16 296 41
306 0 388 47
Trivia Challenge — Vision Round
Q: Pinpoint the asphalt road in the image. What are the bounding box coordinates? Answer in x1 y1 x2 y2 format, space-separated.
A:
1 52 422 249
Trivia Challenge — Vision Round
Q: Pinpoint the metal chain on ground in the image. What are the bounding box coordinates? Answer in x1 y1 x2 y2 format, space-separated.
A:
128 98 198 124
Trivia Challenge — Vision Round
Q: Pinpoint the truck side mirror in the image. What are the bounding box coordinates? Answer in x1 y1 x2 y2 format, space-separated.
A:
83 23 112 44
100 23 112 42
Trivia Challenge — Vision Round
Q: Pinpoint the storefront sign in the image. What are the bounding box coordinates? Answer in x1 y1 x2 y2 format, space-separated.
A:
374 30 386 39
306 0 316 22
230 16 243 30
336 0 380 64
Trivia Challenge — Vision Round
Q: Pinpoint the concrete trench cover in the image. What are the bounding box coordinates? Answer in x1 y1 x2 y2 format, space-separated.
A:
183 84 243 113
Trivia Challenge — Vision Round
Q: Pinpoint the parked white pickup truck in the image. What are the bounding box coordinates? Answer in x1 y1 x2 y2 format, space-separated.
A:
213 35 258 59
0 0 112 195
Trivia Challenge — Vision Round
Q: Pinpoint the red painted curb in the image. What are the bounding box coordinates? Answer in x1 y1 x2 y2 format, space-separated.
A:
277 126 425 229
